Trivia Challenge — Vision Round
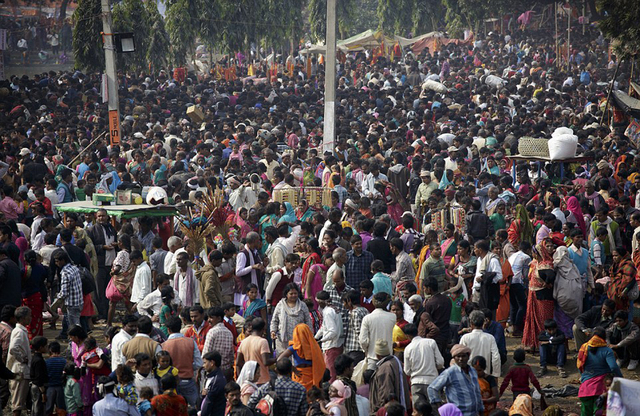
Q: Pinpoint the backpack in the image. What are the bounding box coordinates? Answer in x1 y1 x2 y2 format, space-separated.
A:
61 246 95 295
255 379 287 416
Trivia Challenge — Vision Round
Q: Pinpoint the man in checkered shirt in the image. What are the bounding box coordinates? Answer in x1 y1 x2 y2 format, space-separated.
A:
53 251 84 327
341 289 369 363
248 358 308 416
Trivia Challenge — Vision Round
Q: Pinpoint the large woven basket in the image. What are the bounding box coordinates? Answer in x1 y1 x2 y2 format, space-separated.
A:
518 137 549 157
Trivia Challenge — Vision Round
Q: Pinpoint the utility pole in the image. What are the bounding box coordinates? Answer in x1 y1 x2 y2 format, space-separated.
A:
101 0 121 146
323 0 336 153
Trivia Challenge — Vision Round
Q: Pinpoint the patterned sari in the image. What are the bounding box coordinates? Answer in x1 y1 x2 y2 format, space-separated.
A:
522 240 556 349
606 254 637 311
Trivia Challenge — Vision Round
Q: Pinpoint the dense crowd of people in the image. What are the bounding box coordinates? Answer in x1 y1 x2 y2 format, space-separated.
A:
0 13 637 416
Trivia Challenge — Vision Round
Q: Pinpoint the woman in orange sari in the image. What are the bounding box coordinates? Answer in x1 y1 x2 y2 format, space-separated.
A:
278 323 325 390
492 242 513 328
522 238 556 352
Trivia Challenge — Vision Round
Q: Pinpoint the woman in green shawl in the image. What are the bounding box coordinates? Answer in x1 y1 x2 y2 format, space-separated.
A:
507 204 534 246
295 200 315 222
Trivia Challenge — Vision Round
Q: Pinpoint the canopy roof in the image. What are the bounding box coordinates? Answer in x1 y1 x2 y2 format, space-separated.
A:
55 201 178 219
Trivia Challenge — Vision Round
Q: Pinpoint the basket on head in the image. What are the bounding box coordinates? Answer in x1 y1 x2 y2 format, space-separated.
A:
518 137 549 157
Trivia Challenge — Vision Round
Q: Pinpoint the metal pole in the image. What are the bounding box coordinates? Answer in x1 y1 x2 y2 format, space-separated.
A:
101 0 121 146
323 0 336 153
555 2 558 68
567 5 570 71
600 59 622 126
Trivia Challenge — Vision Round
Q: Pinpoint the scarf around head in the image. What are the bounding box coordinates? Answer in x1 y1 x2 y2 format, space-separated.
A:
577 334 607 373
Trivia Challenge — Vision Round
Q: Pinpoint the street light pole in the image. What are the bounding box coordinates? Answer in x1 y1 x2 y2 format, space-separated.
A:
323 0 336 153
101 0 121 146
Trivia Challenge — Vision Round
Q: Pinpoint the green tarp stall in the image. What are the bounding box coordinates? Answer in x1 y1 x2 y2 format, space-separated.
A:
55 201 178 219
337 29 395 52
611 90 640 119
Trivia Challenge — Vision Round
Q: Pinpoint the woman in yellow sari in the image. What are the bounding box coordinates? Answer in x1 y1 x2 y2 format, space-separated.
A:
278 323 325 390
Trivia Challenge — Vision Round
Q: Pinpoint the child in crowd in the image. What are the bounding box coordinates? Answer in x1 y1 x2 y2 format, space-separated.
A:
80 336 110 406
159 286 176 337
370 260 392 297
116 364 138 406
137 387 154 416
447 276 467 344
303 298 322 334
154 350 180 380
134 353 160 398
357 369 374 398
30 336 49 416
472 356 498 416
590 227 608 277
63 364 83 416
222 302 239 346
538 319 567 378
499 349 543 400
45 341 67 416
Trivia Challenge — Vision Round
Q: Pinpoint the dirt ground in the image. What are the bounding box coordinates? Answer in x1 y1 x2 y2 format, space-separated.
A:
6 322 638 415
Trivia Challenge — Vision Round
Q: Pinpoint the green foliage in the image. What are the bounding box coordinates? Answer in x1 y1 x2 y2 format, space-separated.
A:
377 0 413 35
110 0 151 72
146 1 171 72
72 0 104 72
165 0 198 65
598 0 640 59
307 0 357 43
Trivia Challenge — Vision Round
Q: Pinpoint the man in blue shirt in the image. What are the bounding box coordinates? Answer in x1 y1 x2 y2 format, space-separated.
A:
428 344 484 416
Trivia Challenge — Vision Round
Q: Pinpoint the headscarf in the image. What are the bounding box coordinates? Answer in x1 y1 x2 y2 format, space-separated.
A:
278 202 297 224
330 380 351 405
509 394 534 416
450 344 472 357
236 361 258 391
513 204 533 244
438 171 453 190
233 209 252 240
438 403 463 416
289 323 325 388
566 196 586 236
577 334 607 373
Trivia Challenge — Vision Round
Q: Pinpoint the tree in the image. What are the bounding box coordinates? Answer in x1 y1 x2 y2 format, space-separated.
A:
111 0 151 72
72 0 104 72
377 0 413 35
165 0 199 65
412 0 444 34
598 0 640 59
307 0 357 43
146 1 171 72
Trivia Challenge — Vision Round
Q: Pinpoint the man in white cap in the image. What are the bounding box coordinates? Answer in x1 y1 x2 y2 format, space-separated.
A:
227 176 257 212
414 169 436 217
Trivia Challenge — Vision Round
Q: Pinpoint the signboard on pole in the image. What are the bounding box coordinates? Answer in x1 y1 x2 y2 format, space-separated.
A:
109 110 120 145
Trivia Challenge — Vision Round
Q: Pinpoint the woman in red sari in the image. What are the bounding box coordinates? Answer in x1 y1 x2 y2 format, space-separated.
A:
522 238 556 351
507 204 533 246
492 243 513 328
607 247 637 311
301 238 322 294
21 250 47 339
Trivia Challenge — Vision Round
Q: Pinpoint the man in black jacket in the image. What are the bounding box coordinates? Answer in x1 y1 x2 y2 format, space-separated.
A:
465 199 493 242
573 299 615 351
30 336 48 416
0 248 21 314
87 209 117 319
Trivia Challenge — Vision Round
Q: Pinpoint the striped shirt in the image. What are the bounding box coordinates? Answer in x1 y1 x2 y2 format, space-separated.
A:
46 356 67 387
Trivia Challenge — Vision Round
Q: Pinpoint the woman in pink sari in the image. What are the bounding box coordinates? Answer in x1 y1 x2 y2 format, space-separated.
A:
232 207 253 240
305 253 333 309
441 224 458 275
566 196 587 237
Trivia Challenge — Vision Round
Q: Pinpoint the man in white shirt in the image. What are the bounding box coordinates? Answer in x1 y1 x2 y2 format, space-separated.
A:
137 275 182 322
359 292 396 369
314 291 344 382
508 242 532 336
472 240 502 306
164 236 186 278
129 251 152 305
362 163 388 199
550 195 566 225
403 323 444 406
111 315 138 371
459 310 501 377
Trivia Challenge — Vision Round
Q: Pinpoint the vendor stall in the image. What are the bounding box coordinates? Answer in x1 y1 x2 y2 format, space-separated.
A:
55 201 178 228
